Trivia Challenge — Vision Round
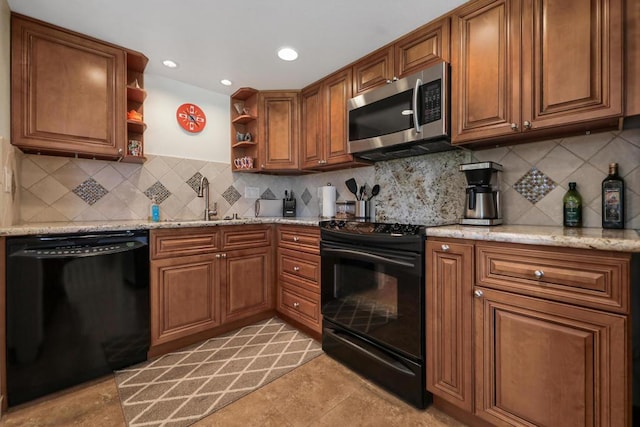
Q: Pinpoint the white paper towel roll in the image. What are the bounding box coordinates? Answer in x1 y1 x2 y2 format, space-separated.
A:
320 185 336 218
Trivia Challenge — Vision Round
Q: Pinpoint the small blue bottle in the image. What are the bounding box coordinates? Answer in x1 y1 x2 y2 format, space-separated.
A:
150 198 160 222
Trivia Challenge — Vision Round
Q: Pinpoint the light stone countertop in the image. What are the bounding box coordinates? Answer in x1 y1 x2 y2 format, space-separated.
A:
0 217 321 237
426 224 640 253
1 220 639 253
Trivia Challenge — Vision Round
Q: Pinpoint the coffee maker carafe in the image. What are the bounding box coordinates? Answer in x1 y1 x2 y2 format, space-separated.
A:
459 162 503 225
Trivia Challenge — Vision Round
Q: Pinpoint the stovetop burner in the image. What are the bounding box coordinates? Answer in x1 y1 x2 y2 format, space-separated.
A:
320 220 425 236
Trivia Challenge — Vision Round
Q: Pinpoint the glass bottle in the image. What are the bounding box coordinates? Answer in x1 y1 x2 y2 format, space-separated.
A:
563 182 582 227
602 163 625 229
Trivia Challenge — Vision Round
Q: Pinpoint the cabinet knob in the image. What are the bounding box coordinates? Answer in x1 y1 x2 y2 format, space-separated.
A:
474 289 484 298
215 254 221 259
524 120 532 129
441 244 450 252
221 253 227 258
534 270 544 279
293 266 300 271
293 302 300 309
293 236 300 242
510 123 519 131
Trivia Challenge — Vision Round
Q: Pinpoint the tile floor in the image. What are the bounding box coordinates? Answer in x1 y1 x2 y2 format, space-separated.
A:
0 355 465 427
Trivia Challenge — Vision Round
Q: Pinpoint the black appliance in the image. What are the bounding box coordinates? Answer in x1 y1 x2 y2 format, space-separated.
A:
283 190 296 217
320 220 430 408
5 230 150 406
347 61 453 162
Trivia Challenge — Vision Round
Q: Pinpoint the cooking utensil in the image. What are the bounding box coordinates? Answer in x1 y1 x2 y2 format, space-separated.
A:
359 186 365 201
368 184 380 201
345 178 358 200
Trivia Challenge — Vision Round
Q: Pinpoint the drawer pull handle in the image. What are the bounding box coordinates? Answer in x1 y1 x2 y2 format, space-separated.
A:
474 289 483 298
293 302 300 308
293 236 300 242
293 266 300 271
441 244 450 252
534 270 544 279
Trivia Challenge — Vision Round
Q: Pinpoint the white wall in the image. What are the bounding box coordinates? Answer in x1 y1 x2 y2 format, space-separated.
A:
143 73 230 162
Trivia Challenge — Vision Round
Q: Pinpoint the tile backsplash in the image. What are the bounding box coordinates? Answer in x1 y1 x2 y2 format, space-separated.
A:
471 129 639 229
16 129 640 228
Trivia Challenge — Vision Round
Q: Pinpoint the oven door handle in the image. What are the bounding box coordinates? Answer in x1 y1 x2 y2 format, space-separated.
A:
321 247 416 268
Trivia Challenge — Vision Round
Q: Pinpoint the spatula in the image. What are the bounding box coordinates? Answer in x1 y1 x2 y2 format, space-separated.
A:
345 178 358 199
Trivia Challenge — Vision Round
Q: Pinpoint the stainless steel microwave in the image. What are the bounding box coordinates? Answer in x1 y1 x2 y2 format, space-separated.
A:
347 62 453 162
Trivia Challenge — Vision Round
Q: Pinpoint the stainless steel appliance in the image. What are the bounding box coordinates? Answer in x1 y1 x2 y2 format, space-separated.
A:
347 62 453 162
5 230 150 406
320 220 430 408
460 161 503 225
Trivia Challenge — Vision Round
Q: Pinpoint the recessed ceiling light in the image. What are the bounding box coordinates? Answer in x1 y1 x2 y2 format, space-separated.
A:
220 79 232 86
277 47 298 61
162 59 178 68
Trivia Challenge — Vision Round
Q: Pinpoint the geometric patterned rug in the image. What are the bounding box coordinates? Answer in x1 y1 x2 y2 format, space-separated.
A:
115 317 323 426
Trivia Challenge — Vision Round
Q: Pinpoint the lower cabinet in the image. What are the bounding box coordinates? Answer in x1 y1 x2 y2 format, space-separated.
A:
149 225 274 356
474 287 626 427
151 253 221 346
426 238 632 427
275 225 322 336
222 247 273 323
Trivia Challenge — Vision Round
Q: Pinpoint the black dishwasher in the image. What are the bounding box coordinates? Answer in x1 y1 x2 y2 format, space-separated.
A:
5 230 150 406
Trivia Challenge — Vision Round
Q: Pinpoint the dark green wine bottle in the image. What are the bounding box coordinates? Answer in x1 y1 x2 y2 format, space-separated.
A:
602 162 624 229
563 182 582 227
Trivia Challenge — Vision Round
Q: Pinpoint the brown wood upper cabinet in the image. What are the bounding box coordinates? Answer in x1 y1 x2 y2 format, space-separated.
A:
258 91 300 172
11 14 146 161
451 0 623 146
352 17 451 96
301 68 368 170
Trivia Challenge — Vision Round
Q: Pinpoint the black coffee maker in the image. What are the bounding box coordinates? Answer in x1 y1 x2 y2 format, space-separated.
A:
459 162 503 225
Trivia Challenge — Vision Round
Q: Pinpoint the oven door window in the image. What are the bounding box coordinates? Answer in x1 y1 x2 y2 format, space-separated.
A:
321 244 422 359
348 90 415 141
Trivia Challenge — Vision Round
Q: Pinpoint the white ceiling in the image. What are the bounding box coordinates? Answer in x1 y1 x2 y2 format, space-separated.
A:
7 0 467 96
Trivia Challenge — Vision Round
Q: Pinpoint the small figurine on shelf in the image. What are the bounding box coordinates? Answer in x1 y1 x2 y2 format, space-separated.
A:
133 79 141 89
128 139 142 156
127 110 143 122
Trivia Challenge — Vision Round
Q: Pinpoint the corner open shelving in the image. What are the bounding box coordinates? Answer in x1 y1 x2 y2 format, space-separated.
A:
123 50 148 163
230 87 259 172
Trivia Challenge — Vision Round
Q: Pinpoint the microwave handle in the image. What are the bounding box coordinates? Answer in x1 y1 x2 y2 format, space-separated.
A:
413 78 422 133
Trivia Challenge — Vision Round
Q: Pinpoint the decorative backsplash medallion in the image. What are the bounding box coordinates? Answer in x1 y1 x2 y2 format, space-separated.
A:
72 178 108 205
512 167 557 204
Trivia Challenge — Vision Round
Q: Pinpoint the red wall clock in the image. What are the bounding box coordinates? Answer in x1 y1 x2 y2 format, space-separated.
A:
176 103 206 133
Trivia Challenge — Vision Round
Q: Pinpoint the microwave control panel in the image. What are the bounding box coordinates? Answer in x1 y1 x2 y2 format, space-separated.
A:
422 80 442 124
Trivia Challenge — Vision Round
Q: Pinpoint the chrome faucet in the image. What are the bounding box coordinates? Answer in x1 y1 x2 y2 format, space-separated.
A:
197 176 217 220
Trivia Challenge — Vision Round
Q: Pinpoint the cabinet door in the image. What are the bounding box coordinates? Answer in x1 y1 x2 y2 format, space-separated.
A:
11 15 126 159
451 0 522 144
150 254 221 347
521 0 623 130
221 247 273 323
259 91 299 171
474 287 627 427
395 17 451 78
425 240 474 412
352 47 394 96
300 83 324 169
323 69 354 165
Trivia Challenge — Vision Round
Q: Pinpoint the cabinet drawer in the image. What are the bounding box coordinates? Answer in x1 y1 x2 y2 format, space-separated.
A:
476 243 630 313
221 225 271 250
151 228 219 259
278 248 320 292
277 282 321 333
277 225 320 254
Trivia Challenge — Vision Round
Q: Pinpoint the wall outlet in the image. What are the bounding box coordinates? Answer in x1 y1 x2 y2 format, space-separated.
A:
245 186 260 199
